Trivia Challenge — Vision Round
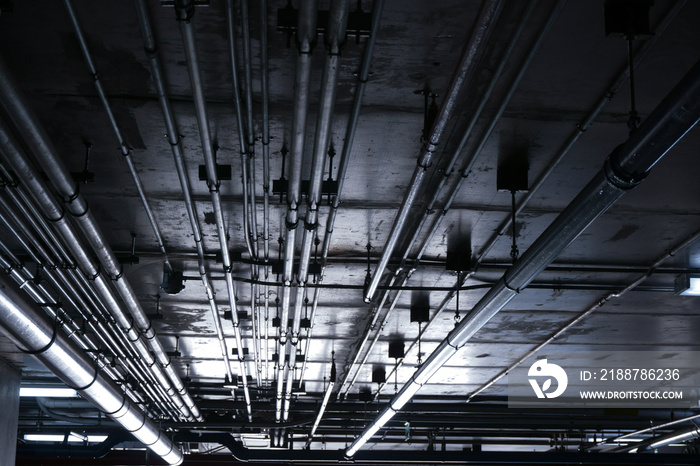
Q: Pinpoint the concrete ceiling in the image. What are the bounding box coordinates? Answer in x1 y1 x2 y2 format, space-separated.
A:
1 0 700 464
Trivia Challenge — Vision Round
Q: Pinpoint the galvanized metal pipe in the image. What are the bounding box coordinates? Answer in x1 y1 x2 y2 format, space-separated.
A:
467 228 700 403
366 0 565 397
276 0 318 423
473 0 687 266
283 0 350 422
0 103 197 421
63 0 172 273
339 0 545 397
362 0 503 303
0 274 183 465
300 0 386 388
346 58 700 456
173 0 253 422
226 0 262 385
259 0 272 386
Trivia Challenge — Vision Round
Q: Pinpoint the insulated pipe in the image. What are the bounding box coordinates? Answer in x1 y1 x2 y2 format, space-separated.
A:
346 59 700 457
0 275 184 465
0 56 200 421
0 192 177 417
63 0 172 273
283 0 350 422
0 114 195 421
276 0 318 423
363 0 503 303
173 0 253 421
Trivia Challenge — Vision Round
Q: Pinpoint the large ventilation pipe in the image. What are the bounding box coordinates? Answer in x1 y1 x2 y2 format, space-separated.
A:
282 0 350 422
173 0 253 422
0 274 183 465
63 0 172 273
0 57 199 422
276 0 317 424
346 59 700 457
362 0 503 303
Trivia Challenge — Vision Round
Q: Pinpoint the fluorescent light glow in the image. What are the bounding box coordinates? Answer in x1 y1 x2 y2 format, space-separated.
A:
650 431 696 448
24 434 108 443
20 387 78 398
675 274 700 296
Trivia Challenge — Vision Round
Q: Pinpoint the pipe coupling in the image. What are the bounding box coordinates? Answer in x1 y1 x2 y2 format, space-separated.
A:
603 146 647 191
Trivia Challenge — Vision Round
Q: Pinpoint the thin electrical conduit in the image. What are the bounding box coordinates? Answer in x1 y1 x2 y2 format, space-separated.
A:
375 0 687 395
0 112 196 421
473 0 687 267
259 0 272 387
298 0 387 388
282 0 350 423
135 0 245 419
0 199 175 415
0 246 151 414
346 58 700 456
173 0 253 421
275 0 318 424
338 0 547 396
0 176 179 416
226 0 262 386
367 0 680 395
366 0 566 397
362 0 504 303
63 0 172 274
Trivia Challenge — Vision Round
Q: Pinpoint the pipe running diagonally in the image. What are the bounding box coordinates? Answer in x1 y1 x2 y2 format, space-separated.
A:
359 0 566 399
467 228 700 404
276 0 318 424
370 0 684 402
338 0 551 398
282 0 350 423
173 0 253 422
63 0 172 274
472 0 688 267
346 59 700 456
363 0 504 303
0 56 200 422
0 274 184 465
